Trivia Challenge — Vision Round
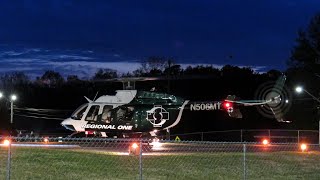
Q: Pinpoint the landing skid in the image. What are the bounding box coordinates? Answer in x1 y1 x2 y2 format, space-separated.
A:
68 131 81 137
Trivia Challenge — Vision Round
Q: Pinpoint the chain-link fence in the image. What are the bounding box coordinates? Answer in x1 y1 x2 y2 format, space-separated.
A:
1 137 320 180
166 129 320 144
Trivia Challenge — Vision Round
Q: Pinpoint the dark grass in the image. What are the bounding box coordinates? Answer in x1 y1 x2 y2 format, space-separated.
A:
0 148 320 180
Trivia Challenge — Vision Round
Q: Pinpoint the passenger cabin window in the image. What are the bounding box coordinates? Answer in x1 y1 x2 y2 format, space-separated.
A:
113 106 134 122
71 104 88 120
101 105 113 123
125 107 134 121
85 105 100 121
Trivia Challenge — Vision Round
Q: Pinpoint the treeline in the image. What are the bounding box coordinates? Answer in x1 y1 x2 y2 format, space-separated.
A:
0 60 276 88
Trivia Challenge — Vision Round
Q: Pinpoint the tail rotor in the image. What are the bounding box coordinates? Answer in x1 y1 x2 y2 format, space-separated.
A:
254 74 292 122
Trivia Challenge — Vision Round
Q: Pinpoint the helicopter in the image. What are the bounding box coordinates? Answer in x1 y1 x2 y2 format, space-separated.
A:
60 76 287 138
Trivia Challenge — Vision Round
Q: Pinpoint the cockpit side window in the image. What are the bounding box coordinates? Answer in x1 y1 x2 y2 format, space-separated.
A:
101 105 113 123
85 105 100 121
71 104 88 120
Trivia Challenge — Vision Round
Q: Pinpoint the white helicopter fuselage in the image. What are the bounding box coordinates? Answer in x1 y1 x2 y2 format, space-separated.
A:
61 90 138 132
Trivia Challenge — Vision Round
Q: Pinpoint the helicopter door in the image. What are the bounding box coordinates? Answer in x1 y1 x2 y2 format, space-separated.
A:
85 105 100 121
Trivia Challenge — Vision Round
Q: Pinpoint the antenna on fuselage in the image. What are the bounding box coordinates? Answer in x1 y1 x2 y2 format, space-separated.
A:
93 91 99 101
121 80 136 90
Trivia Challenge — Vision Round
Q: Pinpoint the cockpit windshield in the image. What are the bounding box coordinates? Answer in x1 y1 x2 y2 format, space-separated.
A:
70 103 88 120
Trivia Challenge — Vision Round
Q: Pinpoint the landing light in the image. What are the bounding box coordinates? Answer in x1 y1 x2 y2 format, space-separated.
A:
224 102 231 108
150 138 162 149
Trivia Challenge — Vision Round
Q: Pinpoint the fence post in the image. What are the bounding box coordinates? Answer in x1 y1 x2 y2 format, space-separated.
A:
297 130 300 144
201 132 204 141
268 129 271 140
243 143 246 180
6 141 11 180
139 140 143 180
240 129 243 142
318 120 320 146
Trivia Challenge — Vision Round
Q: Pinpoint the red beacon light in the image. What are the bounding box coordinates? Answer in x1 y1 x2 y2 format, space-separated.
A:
223 101 233 112
224 102 231 108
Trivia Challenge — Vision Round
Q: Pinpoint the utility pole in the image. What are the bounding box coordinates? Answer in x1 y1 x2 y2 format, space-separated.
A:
317 106 320 146
167 60 172 93
10 95 17 124
10 101 13 124
295 87 320 145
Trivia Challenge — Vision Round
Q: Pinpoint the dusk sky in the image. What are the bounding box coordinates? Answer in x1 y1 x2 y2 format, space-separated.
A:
0 0 320 79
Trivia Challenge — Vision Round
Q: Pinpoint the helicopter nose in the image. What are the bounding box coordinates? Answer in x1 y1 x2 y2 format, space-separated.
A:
61 123 76 131
61 119 76 131
60 118 69 126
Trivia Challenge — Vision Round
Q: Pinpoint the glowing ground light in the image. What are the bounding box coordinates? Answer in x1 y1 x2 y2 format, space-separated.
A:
262 139 269 145
300 143 307 151
132 143 138 149
129 143 140 156
44 138 49 143
3 139 10 146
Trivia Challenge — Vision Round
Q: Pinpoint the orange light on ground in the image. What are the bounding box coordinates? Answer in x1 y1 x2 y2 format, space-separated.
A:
3 139 10 146
262 139 269 145
129 143 140 156
300 143 307 152
44 138 49 143
132 143 138 149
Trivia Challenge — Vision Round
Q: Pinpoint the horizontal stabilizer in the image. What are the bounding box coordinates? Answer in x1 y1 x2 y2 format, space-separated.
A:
228 108 242 118
84 96 93 103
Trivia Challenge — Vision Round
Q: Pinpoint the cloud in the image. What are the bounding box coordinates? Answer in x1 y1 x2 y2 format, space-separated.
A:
47 55 94 60
0 47 270 79
0 48 43 57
